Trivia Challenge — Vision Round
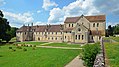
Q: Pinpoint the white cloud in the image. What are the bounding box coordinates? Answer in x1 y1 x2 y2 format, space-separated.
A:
34 21 46 25
42 0 58 10
48 0 100 24
37 10 41 13
0 0 6 6
2 11 34 27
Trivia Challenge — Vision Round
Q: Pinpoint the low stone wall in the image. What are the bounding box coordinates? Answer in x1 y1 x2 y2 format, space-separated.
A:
93 37 105 67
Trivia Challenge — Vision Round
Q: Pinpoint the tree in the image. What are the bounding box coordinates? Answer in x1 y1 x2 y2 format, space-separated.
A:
7 27 18 38
113 24 119 34
0 10 11 42
108 25 113 36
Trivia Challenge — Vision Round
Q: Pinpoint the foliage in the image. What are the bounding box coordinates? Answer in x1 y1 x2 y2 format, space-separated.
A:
7 27 18 38
23 48 27 51
9 47 12 49
81 43 100 67
113 24 119 34
0 10 11 42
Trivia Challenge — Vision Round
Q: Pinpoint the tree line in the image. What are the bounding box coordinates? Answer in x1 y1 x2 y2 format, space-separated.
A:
0 10 18 43
106 24 119 37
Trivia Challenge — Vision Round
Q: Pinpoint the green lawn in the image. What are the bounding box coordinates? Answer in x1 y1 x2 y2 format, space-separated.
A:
105 42 119 67
16 41 47 45
0 44 80 67
44 43 81 48
110 37 119 42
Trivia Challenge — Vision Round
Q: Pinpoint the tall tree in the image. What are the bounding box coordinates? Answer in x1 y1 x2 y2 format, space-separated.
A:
108 25 113 36
0 10 11 42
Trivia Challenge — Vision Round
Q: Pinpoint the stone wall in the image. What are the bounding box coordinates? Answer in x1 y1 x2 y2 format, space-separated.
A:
93 37 105 67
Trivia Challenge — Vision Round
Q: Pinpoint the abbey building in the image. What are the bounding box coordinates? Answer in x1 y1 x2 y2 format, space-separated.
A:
16 15 106 43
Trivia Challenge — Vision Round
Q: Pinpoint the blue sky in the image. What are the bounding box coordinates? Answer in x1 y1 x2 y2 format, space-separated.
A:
0 0 119 28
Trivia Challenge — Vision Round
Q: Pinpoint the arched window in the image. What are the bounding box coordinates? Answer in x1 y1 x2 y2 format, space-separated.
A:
69 24 70 27
75 35 77 40
93 23 95 27
72 24 73 27
82 35 84 40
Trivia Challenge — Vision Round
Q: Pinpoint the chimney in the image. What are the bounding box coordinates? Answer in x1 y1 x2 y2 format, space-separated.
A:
28 24 29 27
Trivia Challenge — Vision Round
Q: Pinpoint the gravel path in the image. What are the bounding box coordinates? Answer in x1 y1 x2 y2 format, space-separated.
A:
37 46 82 49
65 56 85 67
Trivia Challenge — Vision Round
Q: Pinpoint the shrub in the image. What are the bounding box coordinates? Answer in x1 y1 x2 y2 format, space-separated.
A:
23 48 27 51
30 45 32 47
16 46 22 49
9 47 12 49
12 49 16 51
32 47 36 50
33 45 36 47
81 43 100 67
0 55 3 57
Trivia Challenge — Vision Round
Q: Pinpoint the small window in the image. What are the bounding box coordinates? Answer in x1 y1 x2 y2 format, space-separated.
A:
56 32 57 35
66 31 67 33
65 36 66 39
61 38 62 40
93 23 95 27
75 35 77 40
72 24 73 27
39 32 40 34
78 35 80 40
78 28 81 31
42 32 43 35
25 32 26 35
82 23 83 25
97 23 99 27
48 32 50 34
38 37 40 40
70 31 71 33
69 24 70 27
55 37 57 40
82 35 84 40
52 32 53 34
52 37 53 40
61 32 62 34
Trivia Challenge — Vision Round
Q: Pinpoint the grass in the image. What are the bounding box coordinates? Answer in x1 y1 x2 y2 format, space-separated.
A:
44 43 81 48
105 42 119 67
104 36 119 42
16 41 47 45
0 44 80 67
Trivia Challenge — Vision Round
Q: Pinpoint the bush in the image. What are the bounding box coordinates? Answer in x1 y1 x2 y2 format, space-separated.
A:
81 43 100 67
9 47 12 49
33 45 36 47
30 45 32 47
23 48 27 51
16 46 22 49
12 49 16 51
32 47 36 50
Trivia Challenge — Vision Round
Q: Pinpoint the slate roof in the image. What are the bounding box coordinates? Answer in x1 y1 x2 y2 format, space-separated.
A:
17 25 63 32
64 15 105 23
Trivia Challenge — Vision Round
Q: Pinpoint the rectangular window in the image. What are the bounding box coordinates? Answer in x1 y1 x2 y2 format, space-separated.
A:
72 24 73 27
52 37 53 40
61 32 62 34
52 32 53 34
82 35 84 40
48 32 50 34
56 32 57 35
78 35 80 40
75 35 77 40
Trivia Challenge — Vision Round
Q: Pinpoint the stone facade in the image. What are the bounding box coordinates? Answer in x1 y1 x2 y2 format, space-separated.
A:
16 15 106 43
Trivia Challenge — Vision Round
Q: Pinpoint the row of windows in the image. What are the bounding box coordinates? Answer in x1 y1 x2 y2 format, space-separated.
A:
35 32 62 35
38 37 62 40
93 23 99 27
75 35 84 40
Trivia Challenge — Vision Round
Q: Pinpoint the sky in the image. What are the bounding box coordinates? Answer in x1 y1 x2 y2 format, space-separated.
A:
0 0 119 28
